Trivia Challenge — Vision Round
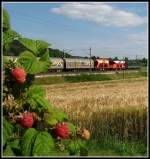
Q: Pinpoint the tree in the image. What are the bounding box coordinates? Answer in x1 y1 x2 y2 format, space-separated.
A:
114 57 118 60
124 57 129 63
141 58 147 66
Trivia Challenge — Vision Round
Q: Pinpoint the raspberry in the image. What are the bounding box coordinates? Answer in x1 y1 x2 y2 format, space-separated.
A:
20 112 34 128
82 129 90 140
54 122 69 139
11 67 26 84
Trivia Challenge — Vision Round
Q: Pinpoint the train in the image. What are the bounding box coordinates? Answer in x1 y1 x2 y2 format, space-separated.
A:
50 57 128 72
3 56 140 72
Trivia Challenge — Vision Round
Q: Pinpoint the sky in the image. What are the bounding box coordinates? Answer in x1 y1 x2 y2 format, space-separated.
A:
2 2 148 59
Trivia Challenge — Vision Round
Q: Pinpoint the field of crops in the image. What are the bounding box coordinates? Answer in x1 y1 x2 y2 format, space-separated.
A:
45 77 148 156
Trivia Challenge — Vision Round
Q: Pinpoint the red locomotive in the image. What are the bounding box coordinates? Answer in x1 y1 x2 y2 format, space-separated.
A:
94 58 128 70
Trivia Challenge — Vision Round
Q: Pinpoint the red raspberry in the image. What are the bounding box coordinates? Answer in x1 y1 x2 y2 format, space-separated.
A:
55 122 69 139
20 112 34 128
11 67 26 84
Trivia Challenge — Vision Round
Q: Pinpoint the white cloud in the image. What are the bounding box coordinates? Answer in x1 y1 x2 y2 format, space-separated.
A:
50 2 147 27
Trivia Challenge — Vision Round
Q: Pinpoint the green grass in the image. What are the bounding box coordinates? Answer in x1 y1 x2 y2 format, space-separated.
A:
34 70 147 85
50 138 147 157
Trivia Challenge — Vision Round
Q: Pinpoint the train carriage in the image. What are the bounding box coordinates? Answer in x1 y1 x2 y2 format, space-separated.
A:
64 58 94 71
49 57 64 72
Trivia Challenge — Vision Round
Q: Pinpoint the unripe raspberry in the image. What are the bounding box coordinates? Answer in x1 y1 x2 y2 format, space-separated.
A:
11 67 26 84
20 112 34 128
54 122 69 139
82 129 90 140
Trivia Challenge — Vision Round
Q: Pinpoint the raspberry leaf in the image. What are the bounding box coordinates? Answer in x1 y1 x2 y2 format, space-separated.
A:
3 118 14 146
32 131 55 156
21 128 38 156
3 145 15 156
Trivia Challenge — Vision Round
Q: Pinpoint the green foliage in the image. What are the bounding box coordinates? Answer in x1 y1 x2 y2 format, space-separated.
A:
3 118 14 146
48 48 72 58
18 38 38 55
3 145 15 156
18 38 49 56
21 128 38 156
67 139 88 156
32 131 55 156
68 122 76 137
25 85 51 112
3 8 10 31
3 30 20 55
45 107 68 126
8 139 20 150
36 40 49 56
10 40 27 56
3 8 89 157
17 51 50 74
46 107 68 125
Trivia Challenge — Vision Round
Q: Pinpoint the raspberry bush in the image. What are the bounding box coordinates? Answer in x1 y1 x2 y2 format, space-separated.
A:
3 9 90 157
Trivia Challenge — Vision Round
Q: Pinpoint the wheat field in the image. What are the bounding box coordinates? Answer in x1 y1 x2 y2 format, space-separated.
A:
45 77 148 143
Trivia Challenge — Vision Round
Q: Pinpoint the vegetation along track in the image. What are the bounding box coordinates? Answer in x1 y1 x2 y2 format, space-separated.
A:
36 69 140 78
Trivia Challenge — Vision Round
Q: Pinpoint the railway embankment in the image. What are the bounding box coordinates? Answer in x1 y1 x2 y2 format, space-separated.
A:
34 69 147 85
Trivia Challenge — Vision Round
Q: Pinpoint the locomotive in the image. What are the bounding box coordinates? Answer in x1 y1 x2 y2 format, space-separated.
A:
4 55 140 73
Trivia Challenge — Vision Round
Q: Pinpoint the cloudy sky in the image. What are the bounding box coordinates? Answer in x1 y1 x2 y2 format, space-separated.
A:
3 2 148 59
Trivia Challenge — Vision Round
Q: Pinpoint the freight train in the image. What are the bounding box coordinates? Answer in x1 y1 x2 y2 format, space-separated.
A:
3 56 140 72
49 57 129 72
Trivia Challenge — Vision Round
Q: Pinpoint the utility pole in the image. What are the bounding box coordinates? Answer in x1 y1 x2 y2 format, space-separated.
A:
123 57 125 79
62 49 65 58
62 49 72 58
89 47 92 72
136 55 138 65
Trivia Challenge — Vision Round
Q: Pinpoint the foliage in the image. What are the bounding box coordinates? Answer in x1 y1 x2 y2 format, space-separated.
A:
21 128 38 156
17 51 51 74
3 30 20 55
48 48 72 58
3 8 89 157
3 118 14 147
32 131 55 156
3 8 10 31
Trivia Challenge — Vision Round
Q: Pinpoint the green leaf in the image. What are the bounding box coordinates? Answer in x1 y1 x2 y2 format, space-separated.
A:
3 9 10 30
32 131 55 156
18 38 37 54
21 128 38 156
17 51 36 72
68 123 76 137
27 85 46 98
33 96 51 112
48 107 68 122
80 146 88 156
77 139 88 156
8 139 20 150
3 145 15 156
45 107 68 126
36 40 49 56
68 141 80 155
17 51 50 74
25 85 51 112
3 30 20 54
61 139 71 147
47 118 58 126
3 118 14 146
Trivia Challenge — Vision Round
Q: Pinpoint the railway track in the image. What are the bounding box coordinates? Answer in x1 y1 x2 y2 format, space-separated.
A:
35 69 139 78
